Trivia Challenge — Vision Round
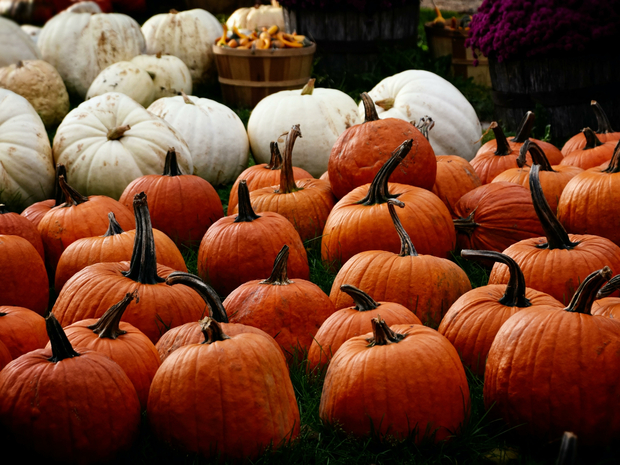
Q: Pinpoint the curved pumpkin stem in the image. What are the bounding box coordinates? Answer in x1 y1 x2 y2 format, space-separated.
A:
367 316 405 346
518 140 555 171
163 148 184 176
260 245 292 285
387 199 417 257
340 284 380 312
489 122 512 156
200 317 230 344
267 141 283 170
0 204 8 214
360 92 380 123
54 164 67 207
565 267 612 315
87 291 137 339
592 100 616 134
415 116 434 141
122 192 165 285
234 180 261 223
461 249 531 307
582 127 603 150
357 139 413 206
47 313 80 363
279 125 302 194
103 212 125 237
602 140 620 174
511 111 535 143
529 164 580 250
59 175 88 207
107 125 130 141
166 272 229 323
301 78 315 95
596 274 620 299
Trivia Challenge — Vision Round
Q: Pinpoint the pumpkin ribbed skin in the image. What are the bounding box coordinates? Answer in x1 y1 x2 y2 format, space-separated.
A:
0 340 11 370
148 321 300 461
0 306 48 359
20 198 54 227
558 134 616 170
0 206 44 259
432 155 482 216
319 321 469 443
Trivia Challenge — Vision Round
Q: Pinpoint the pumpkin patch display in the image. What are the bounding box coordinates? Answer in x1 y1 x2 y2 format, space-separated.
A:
328 93 436 199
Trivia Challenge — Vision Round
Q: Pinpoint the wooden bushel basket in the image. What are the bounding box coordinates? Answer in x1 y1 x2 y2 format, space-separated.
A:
213 43 316 108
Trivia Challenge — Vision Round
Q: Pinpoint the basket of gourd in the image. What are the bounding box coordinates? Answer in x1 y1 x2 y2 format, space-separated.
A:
213 1 316 108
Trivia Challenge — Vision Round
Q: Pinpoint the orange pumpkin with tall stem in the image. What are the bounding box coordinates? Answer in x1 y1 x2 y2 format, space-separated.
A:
558 128 617 170
561 101 620 155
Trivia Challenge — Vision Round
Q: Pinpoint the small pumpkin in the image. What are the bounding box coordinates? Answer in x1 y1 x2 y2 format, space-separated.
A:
86 61 157 108
561 101 620 155
558 128 617 170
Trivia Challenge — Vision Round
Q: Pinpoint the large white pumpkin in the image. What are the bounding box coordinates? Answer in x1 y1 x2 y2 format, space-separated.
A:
37 3 146 98
0 16 41 67
86 61 157 108
131 54 192 100
359 70 482 161
53 92 193 200
0 89 54 211
141 9 222 86
247 80 360 177
148 94 249 186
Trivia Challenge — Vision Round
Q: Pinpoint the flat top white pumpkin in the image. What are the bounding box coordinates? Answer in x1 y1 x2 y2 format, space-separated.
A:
247 80 360 177
38 8 145 97
0 89 54 211
53 92 193 200
148 94 249 186
359 70 482 161
141 9 222 85
87 61 157 108
0 16 41 67
131 54 192 99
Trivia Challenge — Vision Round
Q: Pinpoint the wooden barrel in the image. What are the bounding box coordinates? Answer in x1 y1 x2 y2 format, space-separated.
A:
489 46 620 144
212 43 316 108
283 3 419 77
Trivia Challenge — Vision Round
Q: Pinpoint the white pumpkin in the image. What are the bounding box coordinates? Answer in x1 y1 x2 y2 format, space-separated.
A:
148 94 249 186
358 70 482 161
0 16 41 67
20 25 41 44
131 53 192 99
0 60 70 128
247 79 360 177
226 1 285 31
141 9 222 86
53 92 193 200
0 89 54 211
86 61 157 108
37 4 146 98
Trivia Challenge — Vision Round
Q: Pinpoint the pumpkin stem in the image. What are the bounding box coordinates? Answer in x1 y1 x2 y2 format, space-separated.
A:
529 164 580 250
357 139 413 206
156 51 162 59
122 192 165 285
375 97 395 111
592 100 615 134
556 432 578 465
596 274 620 299
54 164 67 207
387 199 417 257
511 111 535 143
360 92 380 122
453 209 478 237
267 141 283 170
166 272 229 323
490 122 512 156
367 316 405 346
107 125 131 141
200 317 230 344
103 212 125 237
582 127 603 150
602 140 620 174
0 204 8 214
163 148 184 176
301 78 315 95
59 175 88 206
461 249 531 307
16 60 24 69
518 140 554 171
260 245 292 285
565 267 612 315
340 284 380 311
181 91 194 105
415 116 434 141
279 125 302 194
47 313 80 363
234 180 261 223
86 291 137 339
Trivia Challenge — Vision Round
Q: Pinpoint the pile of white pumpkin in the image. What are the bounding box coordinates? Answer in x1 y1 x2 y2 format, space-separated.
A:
0 0 482 212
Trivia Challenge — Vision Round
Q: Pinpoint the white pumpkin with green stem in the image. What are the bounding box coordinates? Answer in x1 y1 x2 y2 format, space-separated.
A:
53 92 193 200
148 93 249 186
86 61 157 108
359 70 482 161
0 89 54 211
247 79 360 178
131 53 192 100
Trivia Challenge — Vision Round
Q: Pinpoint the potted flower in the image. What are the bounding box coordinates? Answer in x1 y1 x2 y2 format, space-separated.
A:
466 0 620 143
279 0 420 77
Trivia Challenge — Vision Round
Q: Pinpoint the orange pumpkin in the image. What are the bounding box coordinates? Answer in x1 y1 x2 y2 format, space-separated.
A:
432 155 482 216
559 128 617 170
561 101 620 155
0 306 48 359
0 204 44 259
